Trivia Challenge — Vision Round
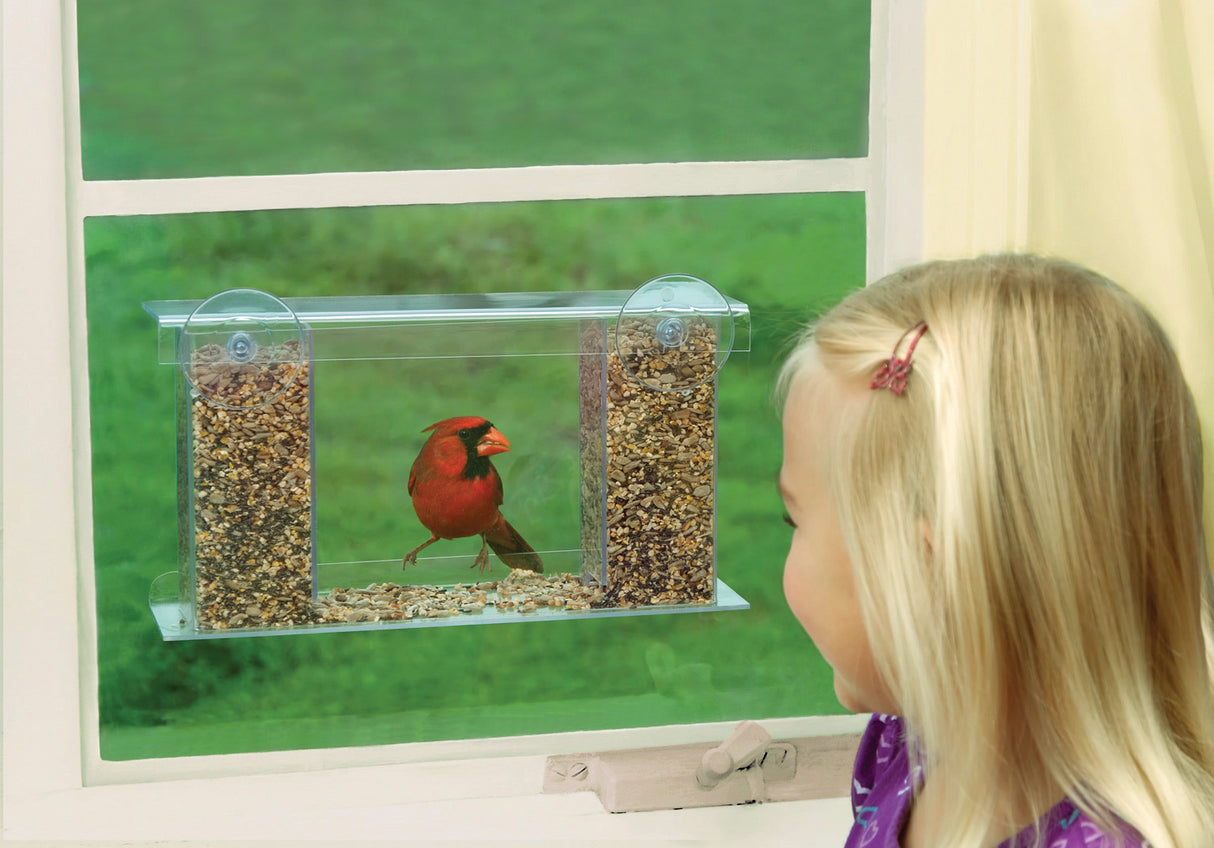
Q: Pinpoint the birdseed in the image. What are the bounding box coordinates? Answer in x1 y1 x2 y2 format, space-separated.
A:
578 321 608 583
314 570 603 622
189 340 320 629
580 317 717 608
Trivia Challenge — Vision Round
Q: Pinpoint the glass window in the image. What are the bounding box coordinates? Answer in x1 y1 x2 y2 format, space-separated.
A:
88 193 864 759
77 0 870 179
74 0 877 763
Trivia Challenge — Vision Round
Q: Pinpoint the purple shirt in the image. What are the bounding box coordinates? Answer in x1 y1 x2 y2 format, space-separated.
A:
846 714 1148 847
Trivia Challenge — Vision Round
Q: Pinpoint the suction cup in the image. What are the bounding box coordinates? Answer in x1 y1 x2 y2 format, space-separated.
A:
615 275 735 392
180 288 305 409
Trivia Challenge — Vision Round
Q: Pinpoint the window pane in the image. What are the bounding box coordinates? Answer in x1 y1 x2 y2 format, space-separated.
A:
87 193 864 759
77 0 871 180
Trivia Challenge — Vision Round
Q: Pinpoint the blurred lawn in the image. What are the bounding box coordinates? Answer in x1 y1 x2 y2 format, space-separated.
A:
79 2 870 760
77 0 869 178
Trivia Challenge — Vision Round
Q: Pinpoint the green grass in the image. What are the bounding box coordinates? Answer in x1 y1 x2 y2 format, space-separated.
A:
78 2 871 761
78 0 869 179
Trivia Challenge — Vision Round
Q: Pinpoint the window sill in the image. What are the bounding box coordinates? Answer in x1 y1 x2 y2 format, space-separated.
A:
7 755 853 843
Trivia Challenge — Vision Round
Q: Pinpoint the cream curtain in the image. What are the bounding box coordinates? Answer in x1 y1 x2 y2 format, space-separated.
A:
1027 0 1214 432
923 0 1214 523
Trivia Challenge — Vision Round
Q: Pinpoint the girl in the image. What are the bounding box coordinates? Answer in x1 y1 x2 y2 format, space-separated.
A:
777 255 1214 847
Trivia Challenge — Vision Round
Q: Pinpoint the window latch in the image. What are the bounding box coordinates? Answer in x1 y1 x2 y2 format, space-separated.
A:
543 721 858 813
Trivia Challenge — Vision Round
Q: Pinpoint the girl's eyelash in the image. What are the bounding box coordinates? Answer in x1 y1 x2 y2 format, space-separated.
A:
782 512 796 528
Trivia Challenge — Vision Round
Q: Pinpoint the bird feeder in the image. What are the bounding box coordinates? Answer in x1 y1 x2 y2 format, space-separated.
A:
144 277 750 640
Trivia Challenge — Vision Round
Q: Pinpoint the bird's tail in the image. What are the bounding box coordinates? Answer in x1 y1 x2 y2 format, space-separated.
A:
483 515 544 573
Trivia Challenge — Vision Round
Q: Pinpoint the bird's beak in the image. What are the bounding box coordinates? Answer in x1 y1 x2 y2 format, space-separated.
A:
476 426 511 457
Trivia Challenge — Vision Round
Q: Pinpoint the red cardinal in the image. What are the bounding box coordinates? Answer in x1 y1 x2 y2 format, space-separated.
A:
402 416 543 573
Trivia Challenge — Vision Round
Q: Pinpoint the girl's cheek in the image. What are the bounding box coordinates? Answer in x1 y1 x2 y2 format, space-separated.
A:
781 557 796 611
781 543 798 603
781 546 811 634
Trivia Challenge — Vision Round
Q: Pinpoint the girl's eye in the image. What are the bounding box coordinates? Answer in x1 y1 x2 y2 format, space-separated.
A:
782 512 796 529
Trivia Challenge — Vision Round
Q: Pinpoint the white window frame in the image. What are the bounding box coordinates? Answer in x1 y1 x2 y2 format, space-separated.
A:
2 0 1033 839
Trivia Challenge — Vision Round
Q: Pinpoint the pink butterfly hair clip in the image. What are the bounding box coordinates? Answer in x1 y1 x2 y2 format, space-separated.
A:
870 320 929 396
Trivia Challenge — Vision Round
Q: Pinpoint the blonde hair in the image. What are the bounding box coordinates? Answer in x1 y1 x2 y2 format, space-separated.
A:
779 254 1214 847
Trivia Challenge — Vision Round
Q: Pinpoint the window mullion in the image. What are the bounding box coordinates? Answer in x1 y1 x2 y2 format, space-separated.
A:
77 159 869 218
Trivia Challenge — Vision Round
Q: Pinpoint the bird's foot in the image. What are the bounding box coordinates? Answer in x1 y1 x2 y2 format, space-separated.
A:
471 540 492 573
403 535 440 570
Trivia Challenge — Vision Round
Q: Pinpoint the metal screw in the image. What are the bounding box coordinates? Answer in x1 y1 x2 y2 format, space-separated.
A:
568 762 589 780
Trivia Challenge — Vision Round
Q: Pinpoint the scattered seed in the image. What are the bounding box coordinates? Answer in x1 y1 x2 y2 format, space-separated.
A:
312 571 604 624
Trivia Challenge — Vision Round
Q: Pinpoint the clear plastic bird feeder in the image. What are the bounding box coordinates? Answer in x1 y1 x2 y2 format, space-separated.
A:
579 275 736 608
144 277 749 639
